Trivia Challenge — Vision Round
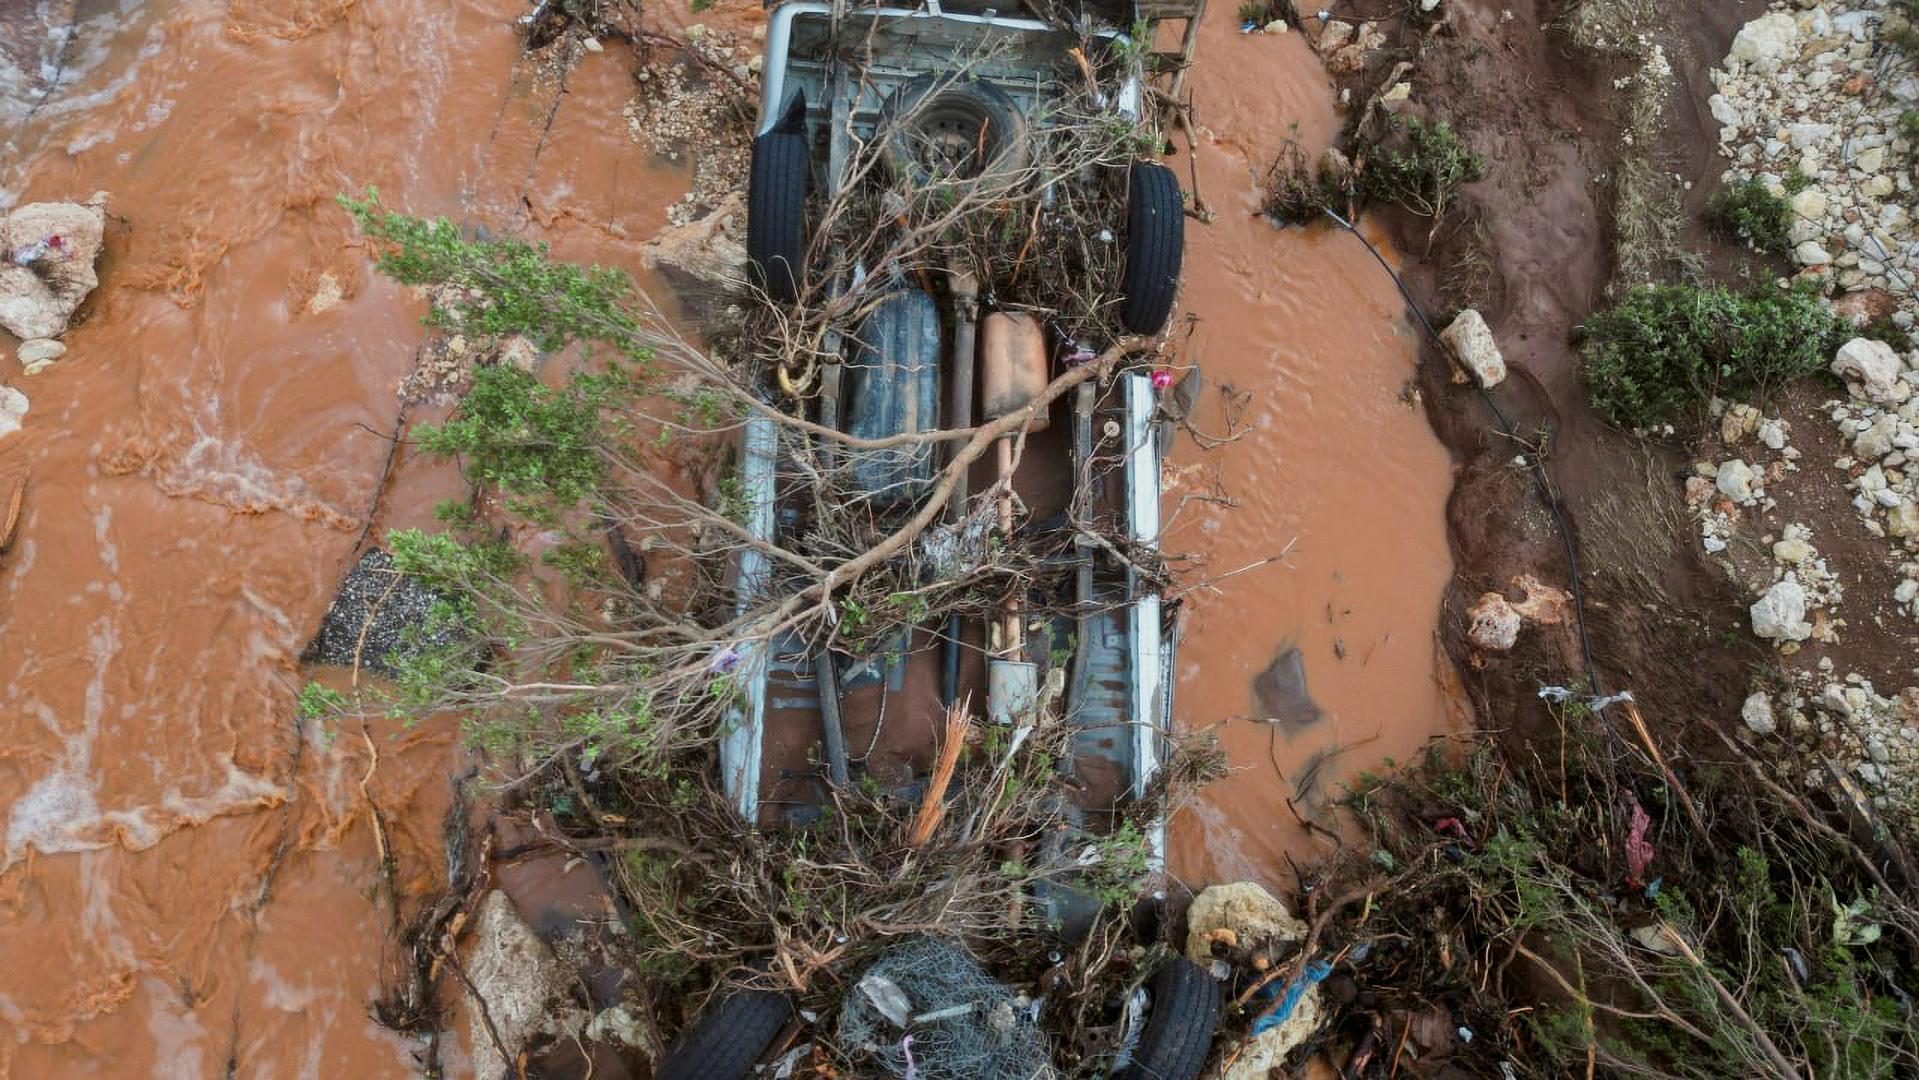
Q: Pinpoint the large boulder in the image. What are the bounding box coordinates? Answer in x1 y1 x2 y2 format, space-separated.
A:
463 890 588 1080
1728 12 1799 69
1184 881 1305 964
1 194 108 361
1187 882 1324 1076
1831 338 1909 404
1440 308 1505 388
1221 983 1323 1079
1750 580 1811 642
1467 593 1522 651
639 193 747 308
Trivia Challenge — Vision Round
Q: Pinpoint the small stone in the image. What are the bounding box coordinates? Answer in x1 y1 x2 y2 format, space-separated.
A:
580 36 603 53
498 335 540 372
1709 94 1743 129
1720 402 1761 444
1758 418 1789 450
1742 692 1777 735
1854 415 1899 460
1855 146 1886 173
1316 19 1355 53
16 338 65 367
1773 537 1816 564
1789 187 1828 219
1441 309 1505 388
1886 499 1919 538
1794 240 1832 266
0 385 26 438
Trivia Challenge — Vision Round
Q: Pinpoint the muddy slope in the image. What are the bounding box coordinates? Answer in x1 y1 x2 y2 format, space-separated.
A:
1330 0 1770 736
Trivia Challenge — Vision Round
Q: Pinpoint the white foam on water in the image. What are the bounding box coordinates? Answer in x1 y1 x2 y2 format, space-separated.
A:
4 768 102 865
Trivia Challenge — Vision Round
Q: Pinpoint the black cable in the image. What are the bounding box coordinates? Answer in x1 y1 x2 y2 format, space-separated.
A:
1320 205 1605 696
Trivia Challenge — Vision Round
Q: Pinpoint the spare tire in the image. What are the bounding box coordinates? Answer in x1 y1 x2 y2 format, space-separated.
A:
1112 958 1220 1080
878 74 1031 187
1119 161 1184 335
655 985 793 1080
748 130 809 304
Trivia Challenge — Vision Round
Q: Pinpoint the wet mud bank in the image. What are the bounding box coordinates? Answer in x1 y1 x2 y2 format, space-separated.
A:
1307 0 1766 750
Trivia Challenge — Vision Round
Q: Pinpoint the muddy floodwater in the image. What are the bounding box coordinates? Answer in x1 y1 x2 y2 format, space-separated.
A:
0 0 1455 1072
1164 19 1462 888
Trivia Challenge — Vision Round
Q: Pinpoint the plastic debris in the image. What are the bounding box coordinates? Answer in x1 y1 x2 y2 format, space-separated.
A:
858 972 914 1027
10 235 67 266
1251 959 1332 1035
1536 685 1634 712
1625 801 1655 885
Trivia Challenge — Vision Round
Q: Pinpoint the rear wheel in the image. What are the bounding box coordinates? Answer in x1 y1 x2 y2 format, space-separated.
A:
748 131 809 303
1119 161 1184 335
654 986 792 1080
1112 958 1220 1080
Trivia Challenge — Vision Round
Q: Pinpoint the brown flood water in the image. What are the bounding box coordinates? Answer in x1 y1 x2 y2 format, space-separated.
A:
0 0 1455 1073
1164 19 1464 890
0 0 685 1073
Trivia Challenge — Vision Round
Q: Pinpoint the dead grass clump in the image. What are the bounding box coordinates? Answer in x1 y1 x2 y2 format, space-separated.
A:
1317 705 1919 1078
1261 138 1352 225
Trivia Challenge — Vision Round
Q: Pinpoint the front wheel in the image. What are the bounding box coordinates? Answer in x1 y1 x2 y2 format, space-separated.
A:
1119 161 1184 335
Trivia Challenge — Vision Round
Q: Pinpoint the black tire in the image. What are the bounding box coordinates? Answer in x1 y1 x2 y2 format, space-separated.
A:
1119 161 1184 335
654 986 793 1080
878 74 1031 186
748 130 809 304
844 289 943 506
1113 959 1220 1080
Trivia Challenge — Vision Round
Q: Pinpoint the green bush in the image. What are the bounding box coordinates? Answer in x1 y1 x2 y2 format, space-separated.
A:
1358 115 1485 220
1579 283 1846 430
1706 176 1795 255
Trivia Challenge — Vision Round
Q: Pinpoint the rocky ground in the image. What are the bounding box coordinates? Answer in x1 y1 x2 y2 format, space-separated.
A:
1690 1 1919 828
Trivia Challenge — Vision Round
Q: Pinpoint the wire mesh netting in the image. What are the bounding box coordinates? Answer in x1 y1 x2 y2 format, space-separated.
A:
837 937 1057 1080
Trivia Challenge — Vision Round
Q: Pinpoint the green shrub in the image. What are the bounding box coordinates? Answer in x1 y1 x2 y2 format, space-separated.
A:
1579 283 1845 430
1706 176 1794 254
413 363 632 504
1358 115 1485 220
